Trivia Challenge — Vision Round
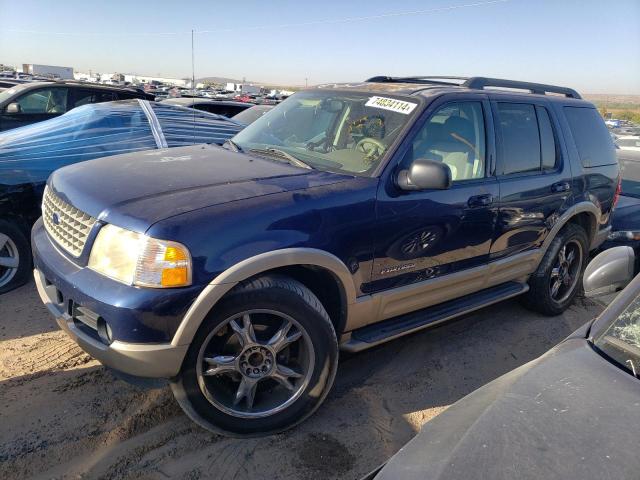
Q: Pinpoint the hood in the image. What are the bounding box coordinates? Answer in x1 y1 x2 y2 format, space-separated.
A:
49 144 351 232
374 338 640 480
612 194 640 230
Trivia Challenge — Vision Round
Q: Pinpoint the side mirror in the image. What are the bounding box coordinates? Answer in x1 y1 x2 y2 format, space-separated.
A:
396 158 452 191
583 246 636 298
5 102 21 114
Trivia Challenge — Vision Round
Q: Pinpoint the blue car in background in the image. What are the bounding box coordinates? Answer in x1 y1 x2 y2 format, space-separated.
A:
600 149 640 268
0 99 243 293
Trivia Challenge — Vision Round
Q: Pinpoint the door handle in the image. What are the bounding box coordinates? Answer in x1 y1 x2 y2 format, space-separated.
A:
468 194 493 208
551 181 571 193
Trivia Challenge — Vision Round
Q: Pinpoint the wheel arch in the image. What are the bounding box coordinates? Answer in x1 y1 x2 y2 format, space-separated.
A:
541 202 600 255
171 248 356 347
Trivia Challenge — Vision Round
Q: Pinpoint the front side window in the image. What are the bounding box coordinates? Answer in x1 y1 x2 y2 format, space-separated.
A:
232 90 419 175
16 88 68 114
404 101 486 181
593 293 640 377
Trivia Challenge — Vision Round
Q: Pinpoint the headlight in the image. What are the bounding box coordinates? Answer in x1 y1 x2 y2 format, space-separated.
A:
608 230 640 242
88 224 192 288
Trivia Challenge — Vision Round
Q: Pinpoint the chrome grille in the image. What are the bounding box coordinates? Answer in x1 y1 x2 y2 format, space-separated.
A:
42 187 97 257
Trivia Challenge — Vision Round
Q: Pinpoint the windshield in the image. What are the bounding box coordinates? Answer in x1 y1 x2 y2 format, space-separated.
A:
231 90 419 175
593 292 640 378
619 156 640 198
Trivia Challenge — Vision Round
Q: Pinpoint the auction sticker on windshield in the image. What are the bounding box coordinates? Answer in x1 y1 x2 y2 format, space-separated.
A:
365 96 417 115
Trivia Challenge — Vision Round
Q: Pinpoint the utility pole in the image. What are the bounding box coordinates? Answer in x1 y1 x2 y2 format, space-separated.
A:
191 29 195 90
305 77 308 88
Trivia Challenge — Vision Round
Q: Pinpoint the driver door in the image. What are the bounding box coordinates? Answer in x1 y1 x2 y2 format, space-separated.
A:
369 95 499 294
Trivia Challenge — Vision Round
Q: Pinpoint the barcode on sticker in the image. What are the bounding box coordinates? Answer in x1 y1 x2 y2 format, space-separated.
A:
365 96 417 115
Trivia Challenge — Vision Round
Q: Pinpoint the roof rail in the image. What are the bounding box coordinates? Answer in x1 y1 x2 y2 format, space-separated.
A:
366 75 468 86
366 75 581 99
462 77 581 99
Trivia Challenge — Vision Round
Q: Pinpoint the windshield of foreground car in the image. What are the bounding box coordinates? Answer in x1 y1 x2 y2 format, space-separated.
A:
594 294 640 378
231 90 419 175
619 156 640 199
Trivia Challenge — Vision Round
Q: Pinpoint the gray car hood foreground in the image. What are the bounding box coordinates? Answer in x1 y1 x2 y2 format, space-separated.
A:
374 337 640 480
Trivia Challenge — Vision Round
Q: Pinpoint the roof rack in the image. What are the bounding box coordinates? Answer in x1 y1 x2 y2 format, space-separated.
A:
366 76 468 86
462 77 581 99
365 75 581 99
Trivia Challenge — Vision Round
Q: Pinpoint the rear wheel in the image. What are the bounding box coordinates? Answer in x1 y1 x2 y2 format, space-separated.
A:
521 223 588 316
0 220 31 295
171 275 338 436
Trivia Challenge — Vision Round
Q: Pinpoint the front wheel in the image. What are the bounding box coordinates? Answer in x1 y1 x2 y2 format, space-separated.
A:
521 223 588 316
171 275 338 436
0 219 31 295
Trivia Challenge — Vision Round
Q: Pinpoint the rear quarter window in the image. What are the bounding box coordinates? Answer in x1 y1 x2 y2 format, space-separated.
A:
564 106 616 167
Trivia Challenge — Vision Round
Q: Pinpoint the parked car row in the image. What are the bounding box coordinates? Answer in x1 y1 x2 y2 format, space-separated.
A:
0 100 243 293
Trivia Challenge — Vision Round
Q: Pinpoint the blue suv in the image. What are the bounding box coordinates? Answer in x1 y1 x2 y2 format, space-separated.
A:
32 76 619 435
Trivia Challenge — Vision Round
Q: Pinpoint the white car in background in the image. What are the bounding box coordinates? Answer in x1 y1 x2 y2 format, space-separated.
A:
616 135 640 152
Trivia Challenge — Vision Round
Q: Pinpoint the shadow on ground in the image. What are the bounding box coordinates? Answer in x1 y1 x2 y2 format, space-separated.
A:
0 290 602 480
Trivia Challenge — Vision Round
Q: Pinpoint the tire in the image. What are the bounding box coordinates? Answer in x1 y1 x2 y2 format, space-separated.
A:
171 274 338 436
521 223 589 316
0 219 31 295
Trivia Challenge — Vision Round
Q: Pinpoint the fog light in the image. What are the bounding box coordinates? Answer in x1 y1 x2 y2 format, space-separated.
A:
97 317 113 345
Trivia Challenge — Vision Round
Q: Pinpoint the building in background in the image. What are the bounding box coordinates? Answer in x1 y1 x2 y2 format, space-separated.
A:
22 64 73 79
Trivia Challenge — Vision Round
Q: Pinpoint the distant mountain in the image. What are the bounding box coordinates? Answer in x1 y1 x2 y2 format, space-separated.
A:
584 94 640 105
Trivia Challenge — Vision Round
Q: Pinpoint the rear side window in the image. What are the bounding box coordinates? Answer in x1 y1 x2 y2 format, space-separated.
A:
497 103 559 174
536 106 557 169
564 106 616 167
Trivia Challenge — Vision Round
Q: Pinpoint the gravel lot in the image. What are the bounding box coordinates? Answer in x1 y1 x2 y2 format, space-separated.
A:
0 280 604 480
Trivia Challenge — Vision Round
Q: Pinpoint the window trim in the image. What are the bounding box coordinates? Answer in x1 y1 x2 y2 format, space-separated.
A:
492 99 564 178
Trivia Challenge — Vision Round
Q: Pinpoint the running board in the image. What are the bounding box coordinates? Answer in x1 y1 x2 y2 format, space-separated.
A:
340 281 529 353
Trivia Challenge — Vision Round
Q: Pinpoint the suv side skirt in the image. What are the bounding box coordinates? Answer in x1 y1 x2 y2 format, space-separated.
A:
346 249 540 332
171 248 541 347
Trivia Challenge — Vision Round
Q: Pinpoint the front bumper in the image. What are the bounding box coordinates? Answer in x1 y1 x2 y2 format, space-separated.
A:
32 218 192 378
34 268 188 378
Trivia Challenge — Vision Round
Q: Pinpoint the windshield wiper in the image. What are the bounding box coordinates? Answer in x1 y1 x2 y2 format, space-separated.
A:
223 139 243 152
249 147 314 170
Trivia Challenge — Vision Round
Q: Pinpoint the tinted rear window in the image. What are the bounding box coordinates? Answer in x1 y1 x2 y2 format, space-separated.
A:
498 103 541 174
564 106 616 167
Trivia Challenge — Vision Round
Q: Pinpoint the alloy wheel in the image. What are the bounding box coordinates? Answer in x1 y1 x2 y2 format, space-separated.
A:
196 309 315 419
0 233 20 289
549 239 583 303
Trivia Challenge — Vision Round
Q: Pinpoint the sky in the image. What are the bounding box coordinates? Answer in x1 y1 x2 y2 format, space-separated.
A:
1 0 639 94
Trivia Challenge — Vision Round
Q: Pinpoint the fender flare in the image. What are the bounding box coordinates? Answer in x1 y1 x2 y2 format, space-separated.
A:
171 248 356 347
540 201 601 254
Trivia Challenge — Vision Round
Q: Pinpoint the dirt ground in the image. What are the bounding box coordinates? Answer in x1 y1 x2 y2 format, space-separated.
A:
0 280 604 480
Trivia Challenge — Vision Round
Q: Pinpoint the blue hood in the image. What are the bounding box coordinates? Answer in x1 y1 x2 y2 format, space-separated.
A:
49 144 351 232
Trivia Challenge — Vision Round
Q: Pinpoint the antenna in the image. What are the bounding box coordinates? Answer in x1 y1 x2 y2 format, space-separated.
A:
191 29 196 141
